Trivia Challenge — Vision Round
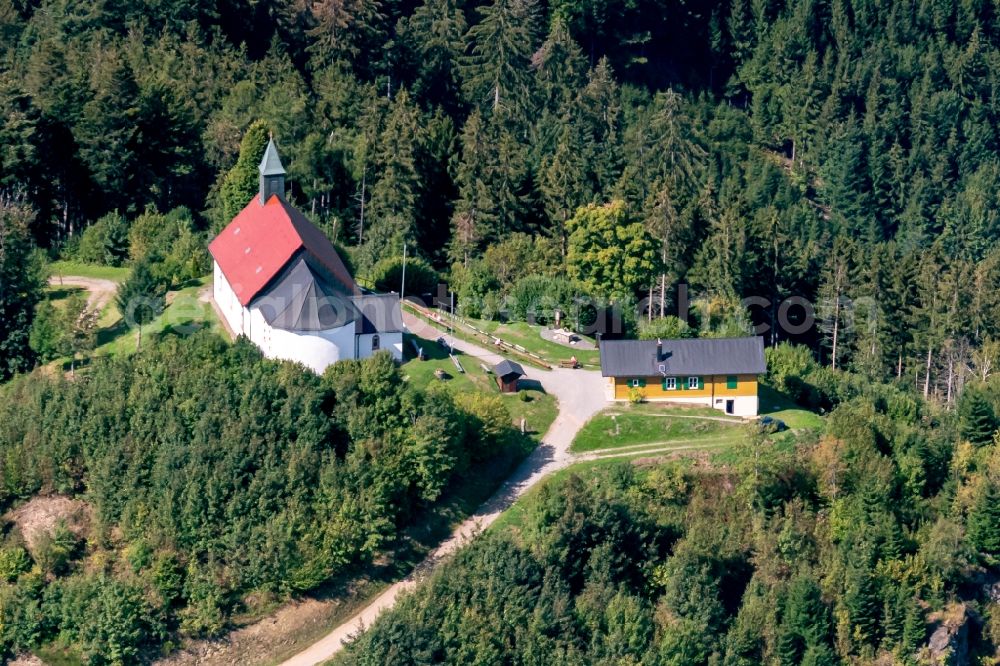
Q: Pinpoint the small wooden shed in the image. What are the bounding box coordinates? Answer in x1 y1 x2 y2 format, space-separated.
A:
493 359 525 393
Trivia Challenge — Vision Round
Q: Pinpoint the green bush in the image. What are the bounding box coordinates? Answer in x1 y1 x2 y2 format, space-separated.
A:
75 212 130 266
129 207 209 286
44 575 161 665
638 316 692 340
0 545 31 582
765 342 817 393
372 255 439 296
34 522 78 576
507 274 578 325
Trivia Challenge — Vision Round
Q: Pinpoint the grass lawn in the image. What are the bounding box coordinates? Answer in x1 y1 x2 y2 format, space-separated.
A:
467 318 601 368
404 306 548 370
45 276 222 373
94 276 222 357
49 260 129 282
570 402 744 453
401 333 559 440
758 385 825 430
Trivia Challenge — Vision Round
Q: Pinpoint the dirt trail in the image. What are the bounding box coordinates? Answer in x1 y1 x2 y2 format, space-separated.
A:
47 275 118 311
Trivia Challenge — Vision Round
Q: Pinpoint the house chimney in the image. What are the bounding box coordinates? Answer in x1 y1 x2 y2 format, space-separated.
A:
656 338 662 361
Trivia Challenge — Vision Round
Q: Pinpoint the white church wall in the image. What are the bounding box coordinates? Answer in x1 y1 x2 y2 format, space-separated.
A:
356 332 403 361
248 304 357 374
213 262 245 336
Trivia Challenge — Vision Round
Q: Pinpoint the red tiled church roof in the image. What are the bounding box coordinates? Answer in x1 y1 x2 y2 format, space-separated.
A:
208 194 359 307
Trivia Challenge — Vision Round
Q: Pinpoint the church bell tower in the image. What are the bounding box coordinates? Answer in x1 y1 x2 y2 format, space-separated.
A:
259 136 286 204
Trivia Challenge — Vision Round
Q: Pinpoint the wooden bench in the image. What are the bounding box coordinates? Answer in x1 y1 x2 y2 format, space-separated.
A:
559 359 580 369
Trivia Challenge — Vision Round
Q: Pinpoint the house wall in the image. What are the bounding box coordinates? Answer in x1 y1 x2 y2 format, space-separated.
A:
247 306 357 374
611 374 760 416
356 332 403 361
214 262 405 372
213 262 246 336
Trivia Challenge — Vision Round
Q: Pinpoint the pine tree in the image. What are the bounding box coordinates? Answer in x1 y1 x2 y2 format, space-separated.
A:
540 115 592 255
958 386 999 445
306 0 386 67
533 18 586 114
116 258 166 352
777 576 831 665
899 593 926 657
844 565 881 648
800 643 837 666
450 110 499 263
365 91 422 267
74 50 141 213
968 479 1000 555
0 198 44 379
402 0 467 112
29 299 63 362
578 57 623 194
461 0 540 117
648 89 706 194
688 200 751 298
219 120 271 225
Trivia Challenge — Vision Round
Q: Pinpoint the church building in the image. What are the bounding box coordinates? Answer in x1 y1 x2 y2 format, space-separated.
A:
209 138 403 373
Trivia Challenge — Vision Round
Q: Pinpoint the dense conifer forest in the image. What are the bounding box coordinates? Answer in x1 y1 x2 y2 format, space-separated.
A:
1 0 1000 663
1 0 999 383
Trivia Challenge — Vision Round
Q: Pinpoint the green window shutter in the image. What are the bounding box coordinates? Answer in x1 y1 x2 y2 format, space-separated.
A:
638 378 646 387
727 375 738 389
680 377 687 390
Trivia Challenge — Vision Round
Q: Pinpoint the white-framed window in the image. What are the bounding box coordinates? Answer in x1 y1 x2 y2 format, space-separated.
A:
687 376 700 390
664 377 676 390
630 378 641 388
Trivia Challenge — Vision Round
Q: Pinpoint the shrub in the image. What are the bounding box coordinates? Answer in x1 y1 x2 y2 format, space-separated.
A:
372 255 439 297
129 207 209 286
454 392 512 460
0 545 31 582
34 522 78 576
638 316 692 340
765 342 817 393
75 212 130 266
507 274 578 325
454 261 500 319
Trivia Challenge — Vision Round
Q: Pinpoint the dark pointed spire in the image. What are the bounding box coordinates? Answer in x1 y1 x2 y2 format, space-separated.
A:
259 136 286 204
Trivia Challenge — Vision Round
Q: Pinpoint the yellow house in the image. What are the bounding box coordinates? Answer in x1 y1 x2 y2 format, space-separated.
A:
600 337 766 416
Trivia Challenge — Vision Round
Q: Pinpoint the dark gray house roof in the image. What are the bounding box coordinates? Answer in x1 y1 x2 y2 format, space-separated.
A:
600 337 767 377
493 360 525 379
259 138 286 176
254 256 356 331
352 294 404 334
253 256 403 333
